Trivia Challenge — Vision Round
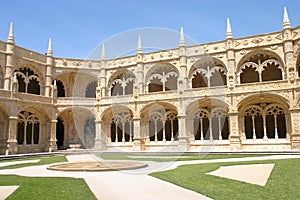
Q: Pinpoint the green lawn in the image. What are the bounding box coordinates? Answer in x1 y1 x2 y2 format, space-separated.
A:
0 156 67 170
150 158 300 200
0 156 96 200
97 153 265 162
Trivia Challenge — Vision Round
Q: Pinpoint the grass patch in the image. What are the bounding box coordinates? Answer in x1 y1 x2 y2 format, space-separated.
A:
150 158 300 199
0 175 96 200
0 156 67 170
0 156 96 199
97 153 266 162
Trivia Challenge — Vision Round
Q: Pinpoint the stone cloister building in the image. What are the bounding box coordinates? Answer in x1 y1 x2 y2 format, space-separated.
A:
1 8 300 154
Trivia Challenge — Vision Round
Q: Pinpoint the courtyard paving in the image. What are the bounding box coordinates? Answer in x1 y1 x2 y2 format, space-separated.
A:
1 154 300 199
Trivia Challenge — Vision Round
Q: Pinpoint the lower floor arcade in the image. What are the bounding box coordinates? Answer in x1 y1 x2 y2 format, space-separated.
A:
0 93 300 154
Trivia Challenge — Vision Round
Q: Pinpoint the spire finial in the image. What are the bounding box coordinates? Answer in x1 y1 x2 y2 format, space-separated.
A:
179 27 185 46
137 35 142 54
47 38 53 56
283 6 291 29
7 22 15 43
226 18 233 38
101 43 106 60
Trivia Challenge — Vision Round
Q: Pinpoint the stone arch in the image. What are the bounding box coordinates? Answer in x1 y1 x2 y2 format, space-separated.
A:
73 72 98 97
107 69 135 96
140 102 179 143
188 57 227 88
238 94 290 141
57 107 95 148
101 105 134 144
145 63 179 93
85 81 97 98
56 117 65 149
53 72 75 97
16 106 50 151
14 66 43 95
186 98 229 142
52 79 65 97
237 50 285 84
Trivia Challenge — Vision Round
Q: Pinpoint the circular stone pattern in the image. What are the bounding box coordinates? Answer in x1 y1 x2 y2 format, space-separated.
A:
47 161 148 172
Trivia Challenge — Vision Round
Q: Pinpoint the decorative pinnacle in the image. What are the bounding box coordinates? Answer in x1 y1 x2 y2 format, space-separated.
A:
101 43 106 60
47 38 53 56
179 27 185 46
137 35 142 54
7 22 15 43
283 6 291 29
226 18 233 38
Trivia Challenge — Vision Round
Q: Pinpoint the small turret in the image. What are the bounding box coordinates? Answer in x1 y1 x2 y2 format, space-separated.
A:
179 27 185 47
283 6 291 29
7 22 15 44
47 38 53 56
101 43 106 60
226 18 233 39
137 35 142 54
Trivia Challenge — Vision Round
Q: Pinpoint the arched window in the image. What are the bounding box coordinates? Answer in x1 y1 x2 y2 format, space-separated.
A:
243 103 287 140
265 105 286 139
261 62 282 81
17 111 40 145
147 65 178 93
239 53 283 84
240 65 259 84
110 72 135 96
85 81 97 98
110 113 133 143
191 60 227 88
192 72 207 88
56 118 64 149
53 80 65 97
244 106 263 139
149 112 164 142
192 107 229 141
84 116 95 148
15 67 40 95
212 108 229 140
194 109 210 140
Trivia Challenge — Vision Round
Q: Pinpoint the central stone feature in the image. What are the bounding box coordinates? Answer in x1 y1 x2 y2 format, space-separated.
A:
47 161 148 172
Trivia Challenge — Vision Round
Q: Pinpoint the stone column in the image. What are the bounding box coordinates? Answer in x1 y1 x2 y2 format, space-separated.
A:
290 108 300 149
45 39 53 97
4 43 14 91
228 111 241 150
132 117 145 151
6 116 18 154
94 118 106 151
49 119 57 152
177 114 189 151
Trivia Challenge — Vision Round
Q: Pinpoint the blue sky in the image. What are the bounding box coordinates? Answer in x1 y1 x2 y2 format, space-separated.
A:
0 0 298 59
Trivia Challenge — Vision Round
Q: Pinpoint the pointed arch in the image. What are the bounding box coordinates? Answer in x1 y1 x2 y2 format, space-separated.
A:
108 70 136 96
15 67 41 95
186 98 229 142
189 57 227 88
237 50 285 84
52 79 65 97
140 102 179 143
85 81 97 98
145 63 179 93
238 94 290 141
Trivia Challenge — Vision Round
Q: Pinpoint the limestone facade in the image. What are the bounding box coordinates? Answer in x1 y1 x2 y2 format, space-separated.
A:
1 9 300 154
